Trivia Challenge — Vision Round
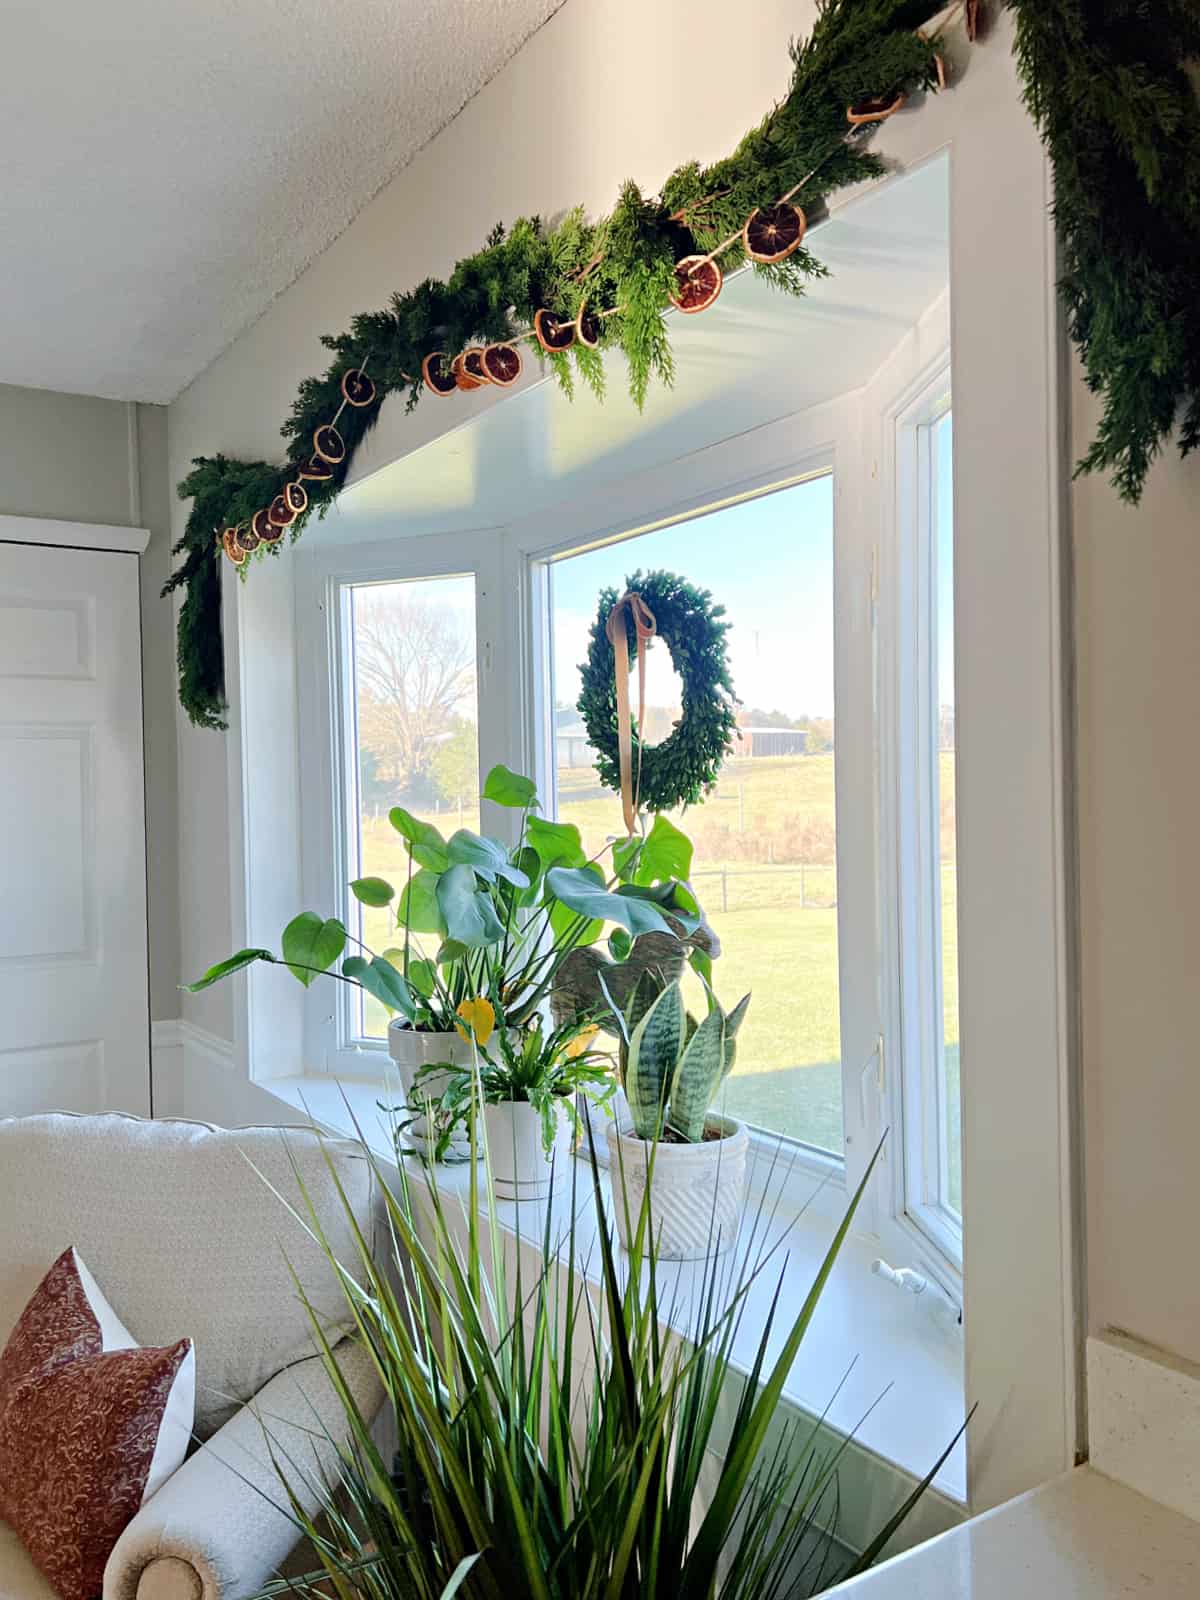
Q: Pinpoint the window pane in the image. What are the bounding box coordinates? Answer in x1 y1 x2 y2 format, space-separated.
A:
933 413 960 1215
348 574 479 1039
549 478 842 1154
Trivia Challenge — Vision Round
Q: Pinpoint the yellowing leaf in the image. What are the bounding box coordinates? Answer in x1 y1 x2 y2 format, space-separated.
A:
566 1024 600 1059
455 996 495 1047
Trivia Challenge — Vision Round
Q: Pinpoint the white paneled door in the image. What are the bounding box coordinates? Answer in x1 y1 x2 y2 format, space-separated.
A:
0 540 150 1116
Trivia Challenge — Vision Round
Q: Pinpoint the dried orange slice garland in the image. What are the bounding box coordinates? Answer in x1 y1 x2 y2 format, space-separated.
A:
169 7 968 727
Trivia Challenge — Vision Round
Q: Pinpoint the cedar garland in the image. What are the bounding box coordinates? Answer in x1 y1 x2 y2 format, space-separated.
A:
1005 1 1200 502
165 0 949 730
167 0 1200 732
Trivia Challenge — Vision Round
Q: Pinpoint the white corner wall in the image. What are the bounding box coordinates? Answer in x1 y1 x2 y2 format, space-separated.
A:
1074 380 1200 1369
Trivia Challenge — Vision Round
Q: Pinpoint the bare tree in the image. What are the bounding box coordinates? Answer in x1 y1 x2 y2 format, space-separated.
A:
353 593 475 792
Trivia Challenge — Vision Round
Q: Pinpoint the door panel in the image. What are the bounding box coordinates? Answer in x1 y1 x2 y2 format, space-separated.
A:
0 542 149 1116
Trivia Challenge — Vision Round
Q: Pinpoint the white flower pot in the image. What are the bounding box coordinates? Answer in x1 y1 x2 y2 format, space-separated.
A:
485 1099 572 1200
605 1115 748 1260
387 1021 476 1160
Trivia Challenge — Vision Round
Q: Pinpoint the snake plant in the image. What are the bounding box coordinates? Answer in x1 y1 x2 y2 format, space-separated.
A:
607 967 750 1142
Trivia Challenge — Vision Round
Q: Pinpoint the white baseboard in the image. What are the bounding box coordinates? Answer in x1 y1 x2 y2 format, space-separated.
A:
1088 1330 1200 1523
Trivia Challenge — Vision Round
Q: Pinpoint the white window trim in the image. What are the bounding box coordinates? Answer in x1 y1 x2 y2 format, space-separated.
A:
293 529 508 1075
877 359 962 1281
508 417 859 1207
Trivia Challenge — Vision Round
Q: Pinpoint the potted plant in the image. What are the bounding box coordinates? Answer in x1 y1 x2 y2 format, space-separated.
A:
254 1128 962 1600
186 764 710 1179
602 967 751 1260
415 1007 612 1197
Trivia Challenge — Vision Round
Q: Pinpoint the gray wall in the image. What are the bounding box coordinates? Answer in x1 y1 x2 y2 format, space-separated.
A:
0 382 180 1022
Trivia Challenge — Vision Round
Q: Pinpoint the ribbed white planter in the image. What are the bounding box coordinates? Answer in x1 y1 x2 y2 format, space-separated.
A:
606 1116 749 1260
387 1021 475 1160
485 1099 572 1200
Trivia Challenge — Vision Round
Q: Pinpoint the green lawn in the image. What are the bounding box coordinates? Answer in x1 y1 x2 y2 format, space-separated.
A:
359 752 960 1188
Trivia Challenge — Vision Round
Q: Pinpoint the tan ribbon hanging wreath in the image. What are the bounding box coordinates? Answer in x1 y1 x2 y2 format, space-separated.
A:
578 570 739 824
605 591 658 836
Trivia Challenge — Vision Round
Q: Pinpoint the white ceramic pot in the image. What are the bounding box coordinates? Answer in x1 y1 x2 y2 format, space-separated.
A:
387 1021 475 1160
605 1115 748 1260
485 1099 572 1200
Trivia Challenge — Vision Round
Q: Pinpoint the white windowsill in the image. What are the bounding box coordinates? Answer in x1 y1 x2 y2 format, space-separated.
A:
263 1070 967 1507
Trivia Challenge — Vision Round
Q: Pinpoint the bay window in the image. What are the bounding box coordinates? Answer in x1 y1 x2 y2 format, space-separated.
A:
295 375 963 1289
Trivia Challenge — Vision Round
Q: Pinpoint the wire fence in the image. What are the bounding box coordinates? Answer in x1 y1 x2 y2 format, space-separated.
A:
690 863 837 913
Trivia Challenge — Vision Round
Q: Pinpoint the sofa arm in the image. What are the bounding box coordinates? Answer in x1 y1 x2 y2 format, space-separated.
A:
103 1338 383 1600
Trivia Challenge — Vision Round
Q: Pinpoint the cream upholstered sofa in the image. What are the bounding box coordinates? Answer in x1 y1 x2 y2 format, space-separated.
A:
0 1113 384 1600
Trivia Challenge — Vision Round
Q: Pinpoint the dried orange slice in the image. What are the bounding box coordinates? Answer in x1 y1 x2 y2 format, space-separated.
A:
462 347 491 384
221 528 245 565
297 453 334 482
533 308 575 352
422 351 457 396
452 353 483 391
312 424 345 464
340 368 375 407
253 507 283 545
284 480 308 516
482 343 522 386
235 522 260 554
576 303 603 347
743 203 807 263
267 493 296 529
847 90 907 126
669 256 723 314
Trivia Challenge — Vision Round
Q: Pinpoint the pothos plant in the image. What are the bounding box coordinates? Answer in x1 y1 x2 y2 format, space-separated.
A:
186 761 712 1052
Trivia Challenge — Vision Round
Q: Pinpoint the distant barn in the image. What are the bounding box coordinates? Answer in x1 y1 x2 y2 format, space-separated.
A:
739 726 809 758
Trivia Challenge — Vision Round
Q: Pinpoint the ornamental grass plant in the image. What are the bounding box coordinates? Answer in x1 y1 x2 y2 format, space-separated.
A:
256 1107 962 1600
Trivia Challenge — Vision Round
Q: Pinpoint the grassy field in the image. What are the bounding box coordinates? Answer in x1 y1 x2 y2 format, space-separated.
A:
359 752 959 1188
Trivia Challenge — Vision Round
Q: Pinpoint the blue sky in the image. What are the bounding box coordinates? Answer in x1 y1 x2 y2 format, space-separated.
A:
551 474 837 722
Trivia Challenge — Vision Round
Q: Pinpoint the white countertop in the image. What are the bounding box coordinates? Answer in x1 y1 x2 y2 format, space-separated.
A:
834 1467 1200 1597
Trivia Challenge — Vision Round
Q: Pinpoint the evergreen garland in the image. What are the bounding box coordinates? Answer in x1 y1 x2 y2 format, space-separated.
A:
171 1 1200 730
578 571 740 813
1006 0 1200 502
165 0 947 729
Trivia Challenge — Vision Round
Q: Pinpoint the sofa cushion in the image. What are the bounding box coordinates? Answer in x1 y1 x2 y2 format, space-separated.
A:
0 1114 373 1436
0 1248 195 1600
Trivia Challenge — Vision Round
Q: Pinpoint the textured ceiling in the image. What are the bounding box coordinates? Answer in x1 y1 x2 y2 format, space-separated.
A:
0 0 564 404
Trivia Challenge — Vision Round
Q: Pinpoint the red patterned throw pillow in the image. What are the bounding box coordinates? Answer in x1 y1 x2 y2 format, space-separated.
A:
0 1248 194 1600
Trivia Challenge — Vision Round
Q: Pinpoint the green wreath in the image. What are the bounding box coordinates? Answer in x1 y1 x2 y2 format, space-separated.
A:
577 570 739 815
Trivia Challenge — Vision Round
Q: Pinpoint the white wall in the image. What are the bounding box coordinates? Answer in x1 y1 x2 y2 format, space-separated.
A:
0 382 180 1025
1074 381 1200 1368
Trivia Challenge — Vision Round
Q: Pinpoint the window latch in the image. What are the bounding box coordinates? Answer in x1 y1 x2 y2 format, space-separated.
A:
858 1032 885 1129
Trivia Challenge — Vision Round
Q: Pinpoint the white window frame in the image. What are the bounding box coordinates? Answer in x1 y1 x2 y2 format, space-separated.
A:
520 457 849 1196
505 407 877 1212
879 363 962 1277
294 529 508 1076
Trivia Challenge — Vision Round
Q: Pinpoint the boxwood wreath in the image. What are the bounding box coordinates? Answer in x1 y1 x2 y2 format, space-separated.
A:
579 572 739 818
165 0 1200 732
